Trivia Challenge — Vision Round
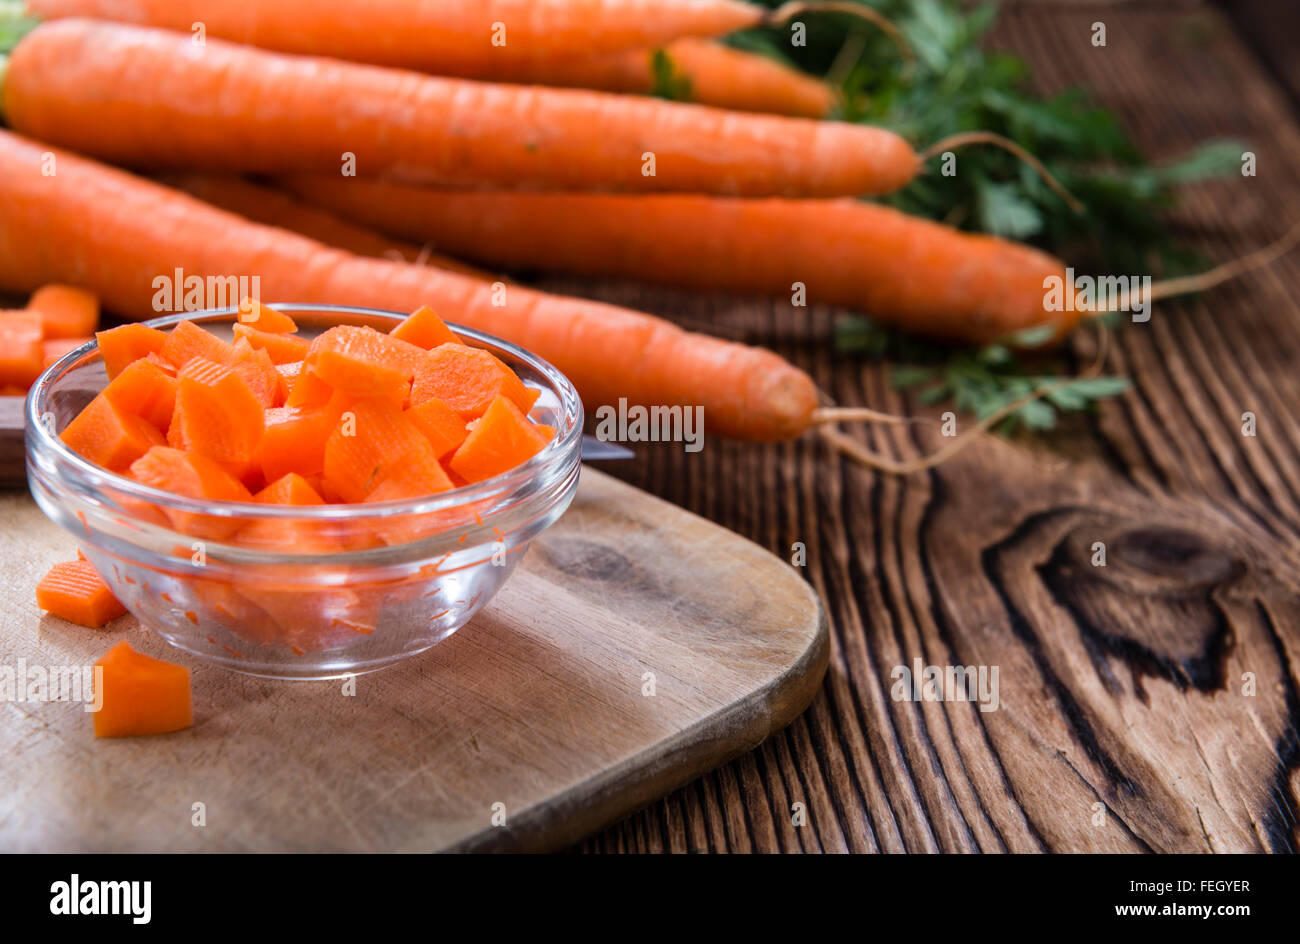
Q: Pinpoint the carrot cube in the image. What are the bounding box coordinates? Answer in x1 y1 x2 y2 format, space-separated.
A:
230 339 283 407
390 305 460 350
236 298 297 334
102 358 178 430
96 323 167 380
406 397 469 459
323 397 437 502
257 397 347 483
159 320 237 371
29 284 99 339
254 472 325 506
169 357 265 468
448 395 551 483
128 446 253 538
233 322 310 364
36 560 126 628
42 336 92 367
284 366 333 408
92 641 192 738
61 394 166 471
306 325 424 400
410 344 539 420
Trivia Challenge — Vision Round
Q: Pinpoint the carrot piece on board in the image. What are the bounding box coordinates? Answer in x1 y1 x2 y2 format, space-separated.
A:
236 297 297 333
92 641 192 738
35 559 126 627
61 393 165 471
305 325 424 400
168 357 265 468
96 323 167 380
410 344 539 420
159 320 237 371
390 305 460 350
322 397 437 502
406 397 469 459
253 472 325 505
449 395 551 483
29 284 99 339
230 338 283 407
284 366 333 408
102 357 177 430
232 321 310 364
0 332 43 388
42 335 91 367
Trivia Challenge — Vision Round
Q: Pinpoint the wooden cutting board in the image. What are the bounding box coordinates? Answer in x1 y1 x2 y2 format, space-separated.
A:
0 466 826 852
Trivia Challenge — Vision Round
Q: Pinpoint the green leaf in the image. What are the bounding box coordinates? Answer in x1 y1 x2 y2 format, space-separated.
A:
976 180 1043 238
649 48 692 102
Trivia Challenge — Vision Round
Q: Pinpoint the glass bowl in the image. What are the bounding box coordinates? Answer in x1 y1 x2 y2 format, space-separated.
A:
26 305 583 679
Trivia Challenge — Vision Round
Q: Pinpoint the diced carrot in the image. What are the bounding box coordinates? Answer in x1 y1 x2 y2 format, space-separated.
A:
0 385 27 395
449 395 551 483
322 397 438 502
35 559 126 627
159 320 237 371
233 322 311 364
276 359 303 385
29 284 99 339
410 344 539 420
102 358 177 430
42 335 91 367
128 446 253 538
535 424 557 441
389 305 460 350
284 366 333 407
230 338 283 407
61 393 165 471
143 352 177 376
0 311 44 388
365 459 453 502
257 394 349 482
253 472 325 505
96 323 167 380
236 297 297 334
92 641 192 738
168 358 265 469
305 324 424 400
405 397 470 459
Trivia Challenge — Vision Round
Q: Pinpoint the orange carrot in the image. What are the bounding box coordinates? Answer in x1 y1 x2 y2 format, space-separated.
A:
233 322 310 365
159 320 238 370
0 131 820 441
505 39 835 118
168 358 266 473
390 306 461 350
449 395 552 483
235 297 297 333
102 357 177 430
3 20 918 198
161 174 487 276
257 395 349 484
286 181 1082 345
27 0 798 75
305 325 425 401
322 397 438 503
128 445 253 538
254 472 325 506
42 335 90 366
91 641 192 738
28 283 98 338
230 339 284 407
36 559 126 627
61 393 165 471
411 344 540 420
0 311 44 387
406 398 470 460
96 323 166 380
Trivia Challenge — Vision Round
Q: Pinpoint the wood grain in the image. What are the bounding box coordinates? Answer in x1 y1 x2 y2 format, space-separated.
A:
560 1 1300 852
0 469 826 852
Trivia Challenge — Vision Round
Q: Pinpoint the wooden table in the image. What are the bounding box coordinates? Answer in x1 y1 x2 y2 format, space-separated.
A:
558 0 1300 853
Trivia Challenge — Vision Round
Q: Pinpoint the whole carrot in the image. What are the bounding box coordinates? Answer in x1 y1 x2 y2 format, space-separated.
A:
157 174 487 277
1 19 921 197
0 129 819 441
280 178 1082 345
24 0 882 77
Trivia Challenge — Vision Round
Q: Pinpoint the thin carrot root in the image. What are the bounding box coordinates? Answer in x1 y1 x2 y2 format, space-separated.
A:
810 405 932 427
1146 218 1300 305
822 324 1113 475
919 131 1085 214
767 1 915 79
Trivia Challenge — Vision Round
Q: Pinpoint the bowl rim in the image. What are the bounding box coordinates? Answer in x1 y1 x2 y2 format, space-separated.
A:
26 303 584 521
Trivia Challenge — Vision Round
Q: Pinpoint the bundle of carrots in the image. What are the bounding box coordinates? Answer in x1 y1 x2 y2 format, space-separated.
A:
0 0 1283 468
